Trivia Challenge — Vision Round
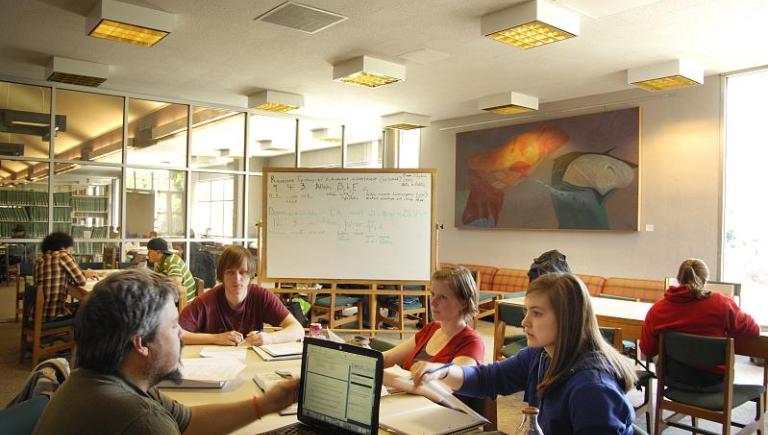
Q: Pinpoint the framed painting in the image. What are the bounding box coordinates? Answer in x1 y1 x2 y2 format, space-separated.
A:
455 107 639 230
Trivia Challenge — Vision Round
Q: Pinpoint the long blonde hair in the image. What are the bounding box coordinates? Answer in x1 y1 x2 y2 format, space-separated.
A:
527 273 637 397
676 258 710 299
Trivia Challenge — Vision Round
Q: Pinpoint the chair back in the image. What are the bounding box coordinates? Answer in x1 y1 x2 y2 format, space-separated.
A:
0 396 49 435
19 262 34 277
496 302 525 327
599 327 624 351
22 285 42 330
664 330 730 368
194 277 205 296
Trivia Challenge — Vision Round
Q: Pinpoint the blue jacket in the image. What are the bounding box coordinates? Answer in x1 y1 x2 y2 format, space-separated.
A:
458 347 634 435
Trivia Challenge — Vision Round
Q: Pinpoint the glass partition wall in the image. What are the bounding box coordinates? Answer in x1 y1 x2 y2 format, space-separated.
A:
0 78 412 280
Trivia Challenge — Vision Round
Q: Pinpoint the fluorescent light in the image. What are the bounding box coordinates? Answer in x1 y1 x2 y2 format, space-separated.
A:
46 57 109 87
481 0 579 49
382 112 430 130
628 59 703 91
86 0 174 47
333 56 405 88
478 91 539 114
248 90 304 112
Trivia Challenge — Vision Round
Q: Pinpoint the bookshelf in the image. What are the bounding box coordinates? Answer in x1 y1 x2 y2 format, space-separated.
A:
0 188 114 262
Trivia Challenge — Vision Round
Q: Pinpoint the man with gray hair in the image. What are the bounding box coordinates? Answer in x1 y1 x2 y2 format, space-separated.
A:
34 269 298 435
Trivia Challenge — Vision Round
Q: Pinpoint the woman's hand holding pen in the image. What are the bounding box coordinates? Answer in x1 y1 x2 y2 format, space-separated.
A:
213 330 244 346
410 361 453 387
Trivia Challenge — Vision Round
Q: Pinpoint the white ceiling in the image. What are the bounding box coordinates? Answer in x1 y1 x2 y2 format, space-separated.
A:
1 0 767 124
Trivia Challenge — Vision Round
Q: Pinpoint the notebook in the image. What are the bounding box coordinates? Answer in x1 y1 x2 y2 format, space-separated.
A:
157 357 245 389
260 337 383 435
260 342 303 357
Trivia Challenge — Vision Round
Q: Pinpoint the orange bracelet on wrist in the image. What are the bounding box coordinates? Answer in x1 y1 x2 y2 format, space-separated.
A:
252 396 262 420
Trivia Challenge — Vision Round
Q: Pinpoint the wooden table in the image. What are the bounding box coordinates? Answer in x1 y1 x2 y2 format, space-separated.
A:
163 345 302 434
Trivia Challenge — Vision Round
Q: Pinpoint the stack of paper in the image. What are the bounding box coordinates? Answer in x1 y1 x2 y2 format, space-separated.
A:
157 357 246 389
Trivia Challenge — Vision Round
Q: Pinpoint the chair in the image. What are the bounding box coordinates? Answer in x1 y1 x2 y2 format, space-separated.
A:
311 284 364 330
19 285 75 367
654 331 765 435
15 262 34 322
377 284 429 339
0 396 49 435
493 301 527 361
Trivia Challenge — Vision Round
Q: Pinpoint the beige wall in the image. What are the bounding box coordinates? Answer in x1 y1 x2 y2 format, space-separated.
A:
422 78 722 280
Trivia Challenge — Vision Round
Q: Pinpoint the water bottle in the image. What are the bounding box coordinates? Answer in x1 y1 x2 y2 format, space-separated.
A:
514 406 544 434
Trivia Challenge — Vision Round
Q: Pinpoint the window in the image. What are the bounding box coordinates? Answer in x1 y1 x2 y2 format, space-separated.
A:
723 68 768 307
191 173 241 238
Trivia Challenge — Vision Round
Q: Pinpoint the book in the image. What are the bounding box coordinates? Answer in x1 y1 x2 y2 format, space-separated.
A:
252 345 302 361
259 342 303 357
378 365 487 435
157 357 246 389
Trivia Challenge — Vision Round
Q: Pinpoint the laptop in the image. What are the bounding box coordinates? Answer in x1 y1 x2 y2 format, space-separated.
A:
262 337 383 435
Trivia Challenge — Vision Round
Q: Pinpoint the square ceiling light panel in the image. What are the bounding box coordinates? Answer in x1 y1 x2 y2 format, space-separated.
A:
333 56 405 88
382 112 430 130
46 56 109 87
87 0 174 47
628 59 703 91
478 91 539 114
482 0 580 49
248 90 304 112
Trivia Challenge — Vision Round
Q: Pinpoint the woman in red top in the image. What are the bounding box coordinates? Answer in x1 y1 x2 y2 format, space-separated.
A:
640 258 759 390
383 265 484 374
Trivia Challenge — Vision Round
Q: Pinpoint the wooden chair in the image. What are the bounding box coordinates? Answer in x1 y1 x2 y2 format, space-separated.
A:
493 301 527 361
19 284 75 367
15 262 33 322
311 284 364 330
654 331 765 435
377 284 429 339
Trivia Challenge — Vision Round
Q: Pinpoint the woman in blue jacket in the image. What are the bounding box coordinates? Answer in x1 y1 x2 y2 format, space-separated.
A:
412 273 637 434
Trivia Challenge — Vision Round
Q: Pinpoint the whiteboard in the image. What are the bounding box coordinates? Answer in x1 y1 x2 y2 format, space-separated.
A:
262 169 435 281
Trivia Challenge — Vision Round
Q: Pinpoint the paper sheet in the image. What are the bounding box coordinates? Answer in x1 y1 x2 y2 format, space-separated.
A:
179 357 245 382
199 346 248 362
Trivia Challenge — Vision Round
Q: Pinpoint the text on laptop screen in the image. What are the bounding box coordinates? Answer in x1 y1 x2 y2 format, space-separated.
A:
302 342 378 434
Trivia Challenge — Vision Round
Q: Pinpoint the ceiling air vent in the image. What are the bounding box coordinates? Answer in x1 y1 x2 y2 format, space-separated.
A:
255 2 347 34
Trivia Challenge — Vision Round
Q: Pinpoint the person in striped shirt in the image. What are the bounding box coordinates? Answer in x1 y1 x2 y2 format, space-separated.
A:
147 238 196 304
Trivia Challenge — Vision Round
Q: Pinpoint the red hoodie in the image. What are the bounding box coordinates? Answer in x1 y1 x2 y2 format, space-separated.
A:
639 285 759 366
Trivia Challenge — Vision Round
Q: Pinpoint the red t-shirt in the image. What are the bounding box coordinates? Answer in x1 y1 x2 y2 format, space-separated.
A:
402 322 485 370
179 284 289 335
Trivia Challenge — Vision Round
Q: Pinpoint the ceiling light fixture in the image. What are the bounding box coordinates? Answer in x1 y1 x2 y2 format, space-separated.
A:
46 56 109 87
382 112 430 130
248 90 304 112
86 0 174 47
627 59 703 91
478 91 539 114
481 0 579 49
333 56 405 88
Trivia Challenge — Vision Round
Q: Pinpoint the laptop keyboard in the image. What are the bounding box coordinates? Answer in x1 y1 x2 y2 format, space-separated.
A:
262 422 322 435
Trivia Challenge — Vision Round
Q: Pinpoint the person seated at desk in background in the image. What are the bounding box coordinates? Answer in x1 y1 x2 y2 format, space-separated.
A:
147 237 197 304
528 249 571 281
639 258 759 390
33 270 298 435
412 273 637 435
383 265 484 373
33 232 97 321
179 245 304 346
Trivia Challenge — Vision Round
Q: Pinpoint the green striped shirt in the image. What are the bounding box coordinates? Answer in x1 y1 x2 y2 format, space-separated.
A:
155 253 196 302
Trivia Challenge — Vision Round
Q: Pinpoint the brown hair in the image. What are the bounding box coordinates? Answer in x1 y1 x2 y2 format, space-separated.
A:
527 273 636 397
216 245 256 282
676 258 710 299
431 265 479 322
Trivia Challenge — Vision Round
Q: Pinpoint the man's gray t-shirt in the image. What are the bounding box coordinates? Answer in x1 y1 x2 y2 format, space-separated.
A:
33 369 191 435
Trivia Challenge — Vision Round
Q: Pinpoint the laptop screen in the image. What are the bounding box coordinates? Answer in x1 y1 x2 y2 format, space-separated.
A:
298 338 383 435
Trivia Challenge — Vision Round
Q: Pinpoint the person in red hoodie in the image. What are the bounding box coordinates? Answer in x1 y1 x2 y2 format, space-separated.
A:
640 258 759 391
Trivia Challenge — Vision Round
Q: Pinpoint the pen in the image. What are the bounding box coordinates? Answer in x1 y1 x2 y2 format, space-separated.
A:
423 362 454 374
